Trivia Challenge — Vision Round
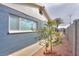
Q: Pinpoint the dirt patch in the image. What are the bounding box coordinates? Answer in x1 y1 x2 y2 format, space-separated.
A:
33 34 72 56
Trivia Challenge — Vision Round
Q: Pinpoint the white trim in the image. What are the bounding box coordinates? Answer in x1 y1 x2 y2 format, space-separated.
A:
9 15 10 32
19 17 21 30
9 30 34 33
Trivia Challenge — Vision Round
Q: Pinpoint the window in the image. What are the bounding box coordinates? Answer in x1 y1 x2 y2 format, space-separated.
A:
9 14 37 33
20 18 37 30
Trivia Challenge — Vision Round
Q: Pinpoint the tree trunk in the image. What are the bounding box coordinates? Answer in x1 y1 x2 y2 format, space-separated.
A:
57 24 58 32
50 40 52 52
49 35 52 54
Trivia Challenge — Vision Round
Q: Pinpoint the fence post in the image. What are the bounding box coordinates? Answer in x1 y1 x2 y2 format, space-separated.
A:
74 20 77 56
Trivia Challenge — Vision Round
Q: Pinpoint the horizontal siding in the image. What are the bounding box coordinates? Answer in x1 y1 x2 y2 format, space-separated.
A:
0 4 43 55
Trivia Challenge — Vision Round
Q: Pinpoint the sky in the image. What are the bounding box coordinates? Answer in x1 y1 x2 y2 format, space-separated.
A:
43 3 79 27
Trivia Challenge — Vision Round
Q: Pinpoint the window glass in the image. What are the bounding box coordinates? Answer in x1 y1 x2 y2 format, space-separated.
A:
20 18 37 30
9 14 37 33
9 15 19 30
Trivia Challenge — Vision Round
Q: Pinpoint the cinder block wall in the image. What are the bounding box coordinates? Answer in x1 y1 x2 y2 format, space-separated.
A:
65 22 76 56
65 20 79 56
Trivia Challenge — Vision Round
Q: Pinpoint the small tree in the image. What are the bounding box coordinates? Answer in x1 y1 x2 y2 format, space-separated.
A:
54 18 63 32
36 19 62 55
54 18 63 27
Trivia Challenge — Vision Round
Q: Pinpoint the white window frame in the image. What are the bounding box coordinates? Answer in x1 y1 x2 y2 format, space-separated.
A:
8 15 37 33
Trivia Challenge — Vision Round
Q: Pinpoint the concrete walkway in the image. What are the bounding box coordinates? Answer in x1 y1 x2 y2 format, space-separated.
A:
8 42 42 56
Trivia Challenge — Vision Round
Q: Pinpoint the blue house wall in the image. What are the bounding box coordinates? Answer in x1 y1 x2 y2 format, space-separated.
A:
0 4 43 55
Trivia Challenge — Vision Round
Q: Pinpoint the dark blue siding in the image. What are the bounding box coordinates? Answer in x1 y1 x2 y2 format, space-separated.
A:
0 4 43 55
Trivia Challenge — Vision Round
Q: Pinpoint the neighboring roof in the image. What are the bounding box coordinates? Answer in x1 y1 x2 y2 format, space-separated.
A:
58 24 70 29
